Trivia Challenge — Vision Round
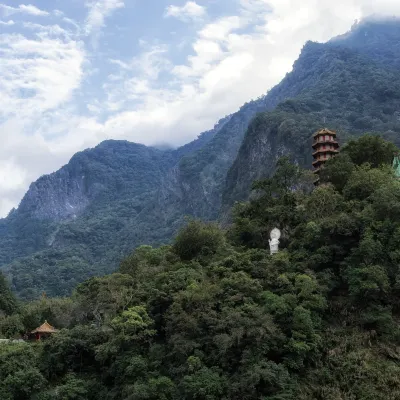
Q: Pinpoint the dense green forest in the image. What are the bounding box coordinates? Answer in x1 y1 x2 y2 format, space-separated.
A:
2 135 400 399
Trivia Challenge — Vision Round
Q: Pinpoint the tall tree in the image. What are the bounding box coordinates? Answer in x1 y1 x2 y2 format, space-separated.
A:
0 272 18 316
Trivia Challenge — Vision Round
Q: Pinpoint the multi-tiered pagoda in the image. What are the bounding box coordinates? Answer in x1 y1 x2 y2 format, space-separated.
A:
312 128 340 183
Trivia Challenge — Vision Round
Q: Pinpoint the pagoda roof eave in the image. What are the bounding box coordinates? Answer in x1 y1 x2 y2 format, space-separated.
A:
313 128 337 138
312 141 339 148
313 149 340 156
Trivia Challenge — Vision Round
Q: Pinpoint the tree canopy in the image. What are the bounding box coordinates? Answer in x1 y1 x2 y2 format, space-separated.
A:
1 135 400 399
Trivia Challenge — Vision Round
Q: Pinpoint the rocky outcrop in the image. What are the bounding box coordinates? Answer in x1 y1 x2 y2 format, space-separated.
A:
18 167 90 221
16 141 173 222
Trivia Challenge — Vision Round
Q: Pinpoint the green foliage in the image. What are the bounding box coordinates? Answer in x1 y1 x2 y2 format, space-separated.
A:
0 315 24 339
0 344 47 399
343 134 398 168
319 152 355 191
19 297 75 332
230 157 308 248
342 164 393 201
0 272 18 316
2 136 400 398
110 306 156 342
173 220 225 261
36 374 92 400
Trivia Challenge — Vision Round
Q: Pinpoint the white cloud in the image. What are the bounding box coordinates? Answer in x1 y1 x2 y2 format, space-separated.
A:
18 4 49 16
53 9 64 17
165 1 206 21
22 22 72 38
0 3 49 17
0 10 87 217
84 0 124 35
0 34 85 120
98 0 400 147
0 160 26 191
0 19 14 25
104 45 172 112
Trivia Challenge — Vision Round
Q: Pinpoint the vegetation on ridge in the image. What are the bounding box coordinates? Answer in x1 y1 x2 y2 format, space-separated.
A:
1 135 400 399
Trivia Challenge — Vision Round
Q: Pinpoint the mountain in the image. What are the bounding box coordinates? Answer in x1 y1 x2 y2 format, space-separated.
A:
0 91 281 299
222 18 400 209
0 112 260 299
2 18 400 299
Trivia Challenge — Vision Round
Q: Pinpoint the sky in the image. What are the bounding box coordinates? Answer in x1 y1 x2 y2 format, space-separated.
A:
1 0 400 217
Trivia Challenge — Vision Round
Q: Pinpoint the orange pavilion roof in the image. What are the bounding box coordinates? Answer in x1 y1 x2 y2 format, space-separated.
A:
31 321 58 334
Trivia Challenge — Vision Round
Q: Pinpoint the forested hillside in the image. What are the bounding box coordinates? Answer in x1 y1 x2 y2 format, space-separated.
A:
223 19 400 209
3 18 400 299
2 136 400 399
0 98 273 299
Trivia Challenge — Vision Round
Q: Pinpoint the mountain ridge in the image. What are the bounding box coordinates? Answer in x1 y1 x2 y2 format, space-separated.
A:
3 18 400 298
222 20 400 210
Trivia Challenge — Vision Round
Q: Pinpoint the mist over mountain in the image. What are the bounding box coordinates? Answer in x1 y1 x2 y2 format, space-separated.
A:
2 18 400 299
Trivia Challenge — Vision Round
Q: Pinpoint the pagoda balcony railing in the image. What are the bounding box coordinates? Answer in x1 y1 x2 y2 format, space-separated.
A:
313 137 338 145
312 149 339 157
312 142 339 149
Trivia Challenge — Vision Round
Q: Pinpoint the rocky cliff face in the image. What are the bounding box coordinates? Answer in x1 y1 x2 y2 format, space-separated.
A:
18 166 90 221
175 91 295 220
17 141 173 222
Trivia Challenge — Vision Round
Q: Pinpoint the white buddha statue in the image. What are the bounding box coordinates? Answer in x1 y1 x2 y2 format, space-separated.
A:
269 228 281 255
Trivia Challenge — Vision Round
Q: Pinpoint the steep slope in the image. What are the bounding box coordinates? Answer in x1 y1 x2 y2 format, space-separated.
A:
0 88 289 299
173 65 328 220
0 142 173 263
0 114 258 298
19 141 173 221
223 19 400 210
176 98 274 219
0 141 179 298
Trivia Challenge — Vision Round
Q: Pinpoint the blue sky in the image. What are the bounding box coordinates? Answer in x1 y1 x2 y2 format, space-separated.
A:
1 0 400 216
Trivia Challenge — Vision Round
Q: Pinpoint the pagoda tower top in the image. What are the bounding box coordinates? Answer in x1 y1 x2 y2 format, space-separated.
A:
313 128 337 138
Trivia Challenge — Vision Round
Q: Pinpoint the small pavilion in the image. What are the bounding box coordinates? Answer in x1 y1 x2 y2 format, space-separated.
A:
30 321 58 341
